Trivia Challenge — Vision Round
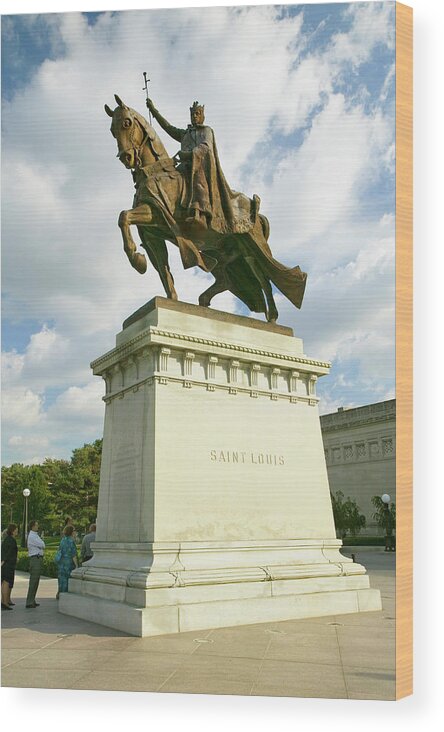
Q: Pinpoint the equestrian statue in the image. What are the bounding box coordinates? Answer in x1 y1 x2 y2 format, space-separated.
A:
105 92 307 322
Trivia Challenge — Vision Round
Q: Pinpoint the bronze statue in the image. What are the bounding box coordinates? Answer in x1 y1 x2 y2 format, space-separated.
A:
105 94 307 322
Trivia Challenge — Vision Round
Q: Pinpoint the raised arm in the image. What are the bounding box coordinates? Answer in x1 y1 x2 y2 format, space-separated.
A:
146 99 185 143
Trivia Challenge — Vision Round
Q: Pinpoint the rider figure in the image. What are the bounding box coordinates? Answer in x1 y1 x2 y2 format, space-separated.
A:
146 98 228 233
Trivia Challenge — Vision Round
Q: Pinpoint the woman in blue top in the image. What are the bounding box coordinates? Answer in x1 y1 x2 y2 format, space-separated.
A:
56 524 78 599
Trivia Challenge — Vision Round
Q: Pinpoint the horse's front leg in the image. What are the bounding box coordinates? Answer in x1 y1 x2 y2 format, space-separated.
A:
118 204 154 274
138 229 178 301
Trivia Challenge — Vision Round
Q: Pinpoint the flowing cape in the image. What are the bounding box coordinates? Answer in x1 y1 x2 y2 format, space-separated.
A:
210 231 307 314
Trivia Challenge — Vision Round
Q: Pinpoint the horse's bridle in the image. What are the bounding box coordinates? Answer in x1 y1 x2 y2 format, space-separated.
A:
117 113 159 169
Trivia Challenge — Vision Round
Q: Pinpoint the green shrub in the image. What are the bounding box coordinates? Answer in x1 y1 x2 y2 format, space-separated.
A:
16 549 58 578
330 490 366 539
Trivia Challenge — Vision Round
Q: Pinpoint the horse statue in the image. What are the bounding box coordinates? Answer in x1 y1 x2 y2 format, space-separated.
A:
104 94 307 322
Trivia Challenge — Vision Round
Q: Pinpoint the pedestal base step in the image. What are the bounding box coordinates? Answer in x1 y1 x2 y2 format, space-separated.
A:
59 586 382 637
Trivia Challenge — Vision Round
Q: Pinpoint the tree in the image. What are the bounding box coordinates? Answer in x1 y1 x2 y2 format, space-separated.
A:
2 440 103 536
41 440 102 534
330 490 366 539
69 439 102 531
371 496 396 532
41 457 73 534
1 463 53 533
1 463 26 525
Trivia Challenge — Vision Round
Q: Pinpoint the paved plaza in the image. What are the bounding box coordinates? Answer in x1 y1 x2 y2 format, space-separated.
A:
1 550 395 699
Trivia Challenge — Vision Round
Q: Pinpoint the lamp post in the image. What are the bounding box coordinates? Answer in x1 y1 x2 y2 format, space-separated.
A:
21 488 31 547
381 493 395 552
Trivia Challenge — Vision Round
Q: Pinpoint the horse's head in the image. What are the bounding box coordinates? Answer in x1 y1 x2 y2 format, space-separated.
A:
105 94 152 169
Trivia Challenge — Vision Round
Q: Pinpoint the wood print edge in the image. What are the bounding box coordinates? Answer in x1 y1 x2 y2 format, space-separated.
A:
395 0 413 700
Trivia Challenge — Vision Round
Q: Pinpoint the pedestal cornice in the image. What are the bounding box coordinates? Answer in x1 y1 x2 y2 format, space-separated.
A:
91 326 331 374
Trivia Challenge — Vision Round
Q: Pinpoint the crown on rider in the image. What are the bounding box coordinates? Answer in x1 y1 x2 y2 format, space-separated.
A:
190 101 205 115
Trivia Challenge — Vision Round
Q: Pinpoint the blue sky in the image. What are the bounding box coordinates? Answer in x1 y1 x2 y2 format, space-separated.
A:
1 2 396 465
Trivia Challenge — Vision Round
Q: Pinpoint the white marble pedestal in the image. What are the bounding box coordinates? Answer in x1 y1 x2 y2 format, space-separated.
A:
60 298 381 635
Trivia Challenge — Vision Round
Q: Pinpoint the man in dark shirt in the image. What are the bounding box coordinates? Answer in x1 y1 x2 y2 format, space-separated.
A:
80 523 96 564
1 523 18 610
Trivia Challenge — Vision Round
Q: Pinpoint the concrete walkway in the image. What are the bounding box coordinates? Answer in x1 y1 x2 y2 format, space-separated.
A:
1 550 395 699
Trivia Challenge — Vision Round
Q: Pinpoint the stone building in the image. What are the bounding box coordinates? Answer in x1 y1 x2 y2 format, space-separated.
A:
320 400 395 534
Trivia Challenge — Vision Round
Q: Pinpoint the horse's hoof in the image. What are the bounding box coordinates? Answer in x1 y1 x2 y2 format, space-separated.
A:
132 253 147 274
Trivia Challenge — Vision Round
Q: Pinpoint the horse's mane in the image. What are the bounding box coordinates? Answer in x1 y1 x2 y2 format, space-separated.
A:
128 108 156 141
128 107 167 157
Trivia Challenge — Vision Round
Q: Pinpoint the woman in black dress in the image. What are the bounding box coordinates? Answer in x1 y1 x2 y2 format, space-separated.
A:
1 523 18 610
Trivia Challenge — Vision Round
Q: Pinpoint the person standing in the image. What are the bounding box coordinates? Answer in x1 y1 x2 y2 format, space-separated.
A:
63 516 81 544
26 520 45 608
62 516 73 533
56 525 78 600
80 523 96 564
1 524 18 610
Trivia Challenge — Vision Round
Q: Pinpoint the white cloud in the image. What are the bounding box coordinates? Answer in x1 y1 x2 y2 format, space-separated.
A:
2 381 106 465
244 92 394 270
8 435 49 449
49 381 105 420
330 2 395 67
2 350 25 383
2 387 44 428
26 325 69 363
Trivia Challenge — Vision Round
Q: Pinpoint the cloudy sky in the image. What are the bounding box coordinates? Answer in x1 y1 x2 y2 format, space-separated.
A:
1 2 396 466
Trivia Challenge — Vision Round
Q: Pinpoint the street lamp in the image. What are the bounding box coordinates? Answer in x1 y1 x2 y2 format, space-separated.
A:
381 493 395 552
21 488 31 548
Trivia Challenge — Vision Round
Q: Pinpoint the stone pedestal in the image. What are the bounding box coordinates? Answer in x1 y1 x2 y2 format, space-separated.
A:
60 298 381 635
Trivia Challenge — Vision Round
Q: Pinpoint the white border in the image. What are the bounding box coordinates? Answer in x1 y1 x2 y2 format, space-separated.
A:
1 0 443 729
